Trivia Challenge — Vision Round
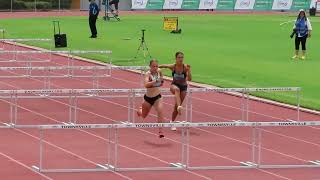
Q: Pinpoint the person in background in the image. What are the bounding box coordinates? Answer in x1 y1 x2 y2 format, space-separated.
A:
109 0 120 17
292 9 312 60
89 0 99 38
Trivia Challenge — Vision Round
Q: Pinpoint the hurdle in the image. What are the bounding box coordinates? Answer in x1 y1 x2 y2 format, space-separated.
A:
0 50 112 67
0 50 114 89
184 87 302 123
8 120 318 172
153 86 300 123
0 39 52 61
0 29 5 38
0 65 147 89
0 87 301 126
0 30 5 49
129 87 301 123
0 38 50 42
0 88 139 126
0 65 111 89
0 87 173 126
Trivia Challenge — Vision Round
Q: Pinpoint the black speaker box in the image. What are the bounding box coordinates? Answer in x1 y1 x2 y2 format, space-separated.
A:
53 21 67 48
54 34 67 48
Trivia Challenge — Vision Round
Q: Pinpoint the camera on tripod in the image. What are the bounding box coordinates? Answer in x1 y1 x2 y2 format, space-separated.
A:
139 29 146 41
290 29 297 38
133 29 151 61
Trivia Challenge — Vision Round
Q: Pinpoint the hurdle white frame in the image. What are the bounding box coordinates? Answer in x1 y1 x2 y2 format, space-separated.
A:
0 87 301 126
0 91 136 126
20 120 320 172
236 88 301 121
186 121 320 170
0 39 52 62
0 30 5 49
0 66 110 89
0 65 147 89
0 50 112 74
0 50 114 89
35 126 115 173
0 30 5 39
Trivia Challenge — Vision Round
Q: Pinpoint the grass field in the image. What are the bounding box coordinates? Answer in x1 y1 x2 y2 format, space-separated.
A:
0 14 319 110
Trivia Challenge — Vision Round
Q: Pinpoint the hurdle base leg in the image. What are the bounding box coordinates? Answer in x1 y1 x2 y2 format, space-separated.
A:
240 161 257 167
32 165 40 172
309 160 320 165
169 162 186 168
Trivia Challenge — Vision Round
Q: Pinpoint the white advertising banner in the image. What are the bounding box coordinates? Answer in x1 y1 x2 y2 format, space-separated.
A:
163 0 183 9
131 0 149 9
272 0 293 10
234 0 255 9
199 0 218 9
310 0 320 10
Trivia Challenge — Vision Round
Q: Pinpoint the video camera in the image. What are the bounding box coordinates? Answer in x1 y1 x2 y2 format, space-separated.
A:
290 29 297 38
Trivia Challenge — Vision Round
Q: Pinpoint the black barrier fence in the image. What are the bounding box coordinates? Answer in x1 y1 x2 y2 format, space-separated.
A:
0 0 72 12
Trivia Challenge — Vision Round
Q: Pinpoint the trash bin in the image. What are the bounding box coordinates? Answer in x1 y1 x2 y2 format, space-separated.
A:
310 7 316 16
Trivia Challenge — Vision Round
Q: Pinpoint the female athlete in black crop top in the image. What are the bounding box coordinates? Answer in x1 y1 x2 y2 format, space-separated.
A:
137 59 165 138
172 64 188 92
159 52 192 130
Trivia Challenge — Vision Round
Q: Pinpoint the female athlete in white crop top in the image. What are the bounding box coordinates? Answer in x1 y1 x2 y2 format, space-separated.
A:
137 59 165 138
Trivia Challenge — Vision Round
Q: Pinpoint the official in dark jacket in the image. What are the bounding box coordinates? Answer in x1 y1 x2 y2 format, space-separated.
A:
89 0 99 38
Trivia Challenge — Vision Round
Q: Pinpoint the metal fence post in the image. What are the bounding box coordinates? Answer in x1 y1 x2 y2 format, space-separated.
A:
39 127 44 172
297 90 301 121
11 0 13 12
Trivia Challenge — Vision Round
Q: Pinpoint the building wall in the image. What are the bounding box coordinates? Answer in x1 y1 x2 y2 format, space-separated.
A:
71 0 81 9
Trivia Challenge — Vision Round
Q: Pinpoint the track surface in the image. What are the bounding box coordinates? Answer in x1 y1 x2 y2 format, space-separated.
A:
0 11 319 180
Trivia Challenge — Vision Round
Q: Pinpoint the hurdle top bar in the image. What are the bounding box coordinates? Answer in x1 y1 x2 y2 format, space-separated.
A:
6 121 319 129
0 38 51 42
0 87 301 95
0 50 112 54
0 65 148 71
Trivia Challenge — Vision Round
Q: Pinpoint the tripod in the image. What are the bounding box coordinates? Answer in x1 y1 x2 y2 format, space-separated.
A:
133 29 151 63
102 0 120 21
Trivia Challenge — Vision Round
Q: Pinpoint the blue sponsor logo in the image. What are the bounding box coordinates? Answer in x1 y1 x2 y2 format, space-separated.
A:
204 0 215 6
240 0 250 7
169 0 179 6
134 0 144 6
277 0 289 7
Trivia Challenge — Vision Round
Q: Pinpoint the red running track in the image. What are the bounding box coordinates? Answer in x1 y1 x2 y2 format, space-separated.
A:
0 42 320 180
